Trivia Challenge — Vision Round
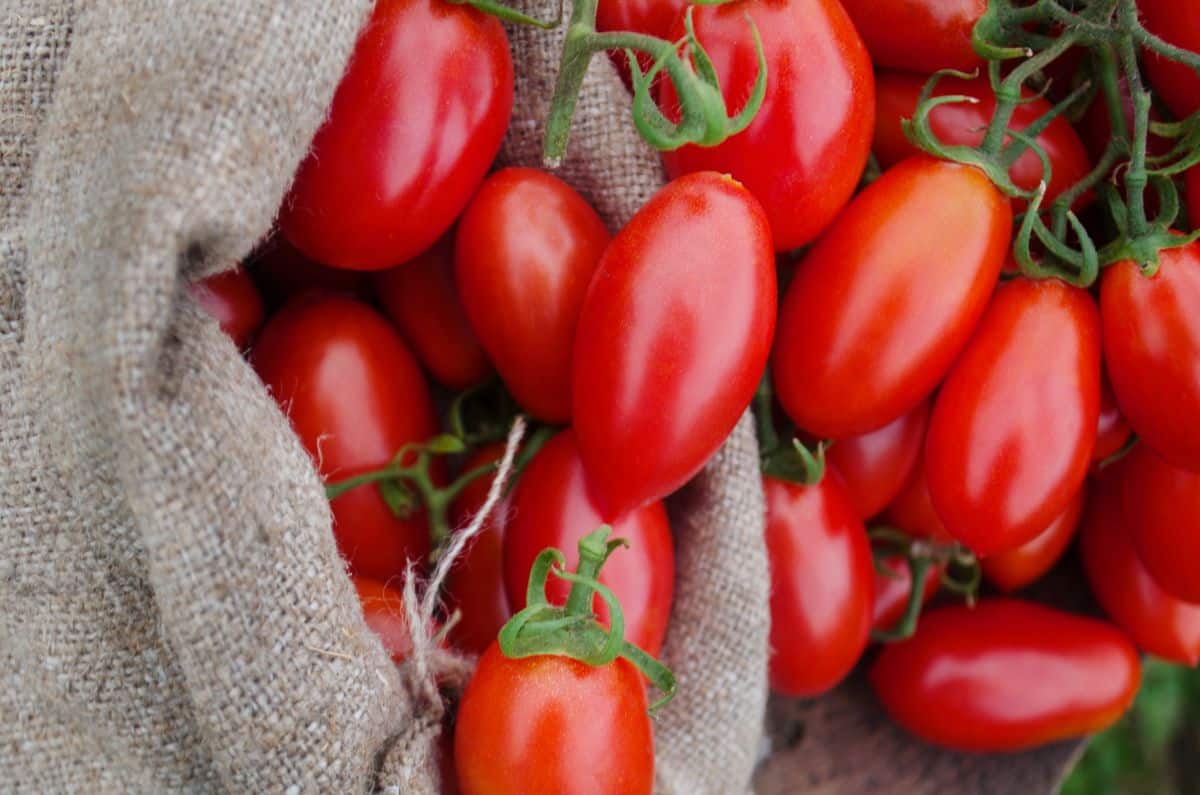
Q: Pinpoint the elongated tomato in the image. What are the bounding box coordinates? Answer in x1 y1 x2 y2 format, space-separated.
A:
1122 444 1200 604
981 486 1085 593
189 265 264 350
572 172 775 517
927 279 1100 557
774 157 1010 438
870 599 1140 752
840 0 985 74
1139 0 1200 120
827 401 928 519
353 576 415 664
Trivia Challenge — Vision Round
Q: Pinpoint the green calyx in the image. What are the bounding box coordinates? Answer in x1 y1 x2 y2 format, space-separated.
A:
499 526 678 713
869 526 980 643
753 372 827 487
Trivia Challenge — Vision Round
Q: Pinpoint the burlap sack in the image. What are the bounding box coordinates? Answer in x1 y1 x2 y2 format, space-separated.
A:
0 1 769 792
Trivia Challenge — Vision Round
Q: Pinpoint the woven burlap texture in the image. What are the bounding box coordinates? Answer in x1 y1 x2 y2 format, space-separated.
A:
0 0 769 792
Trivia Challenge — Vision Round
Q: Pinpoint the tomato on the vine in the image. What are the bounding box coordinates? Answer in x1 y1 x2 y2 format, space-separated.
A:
189 265 264 350
353 576 415 664
839 0 985 74
659 0 874 251
253 295 437 579
870 599 1140 752
595 0 688 87
1122 443 1200 604
1138 0 1200 120
981 486 1085 593
871 554 940 637
773 157 1010 439
278 0 513 271
572 172 775 518
456 168 610 422
827 401 929 520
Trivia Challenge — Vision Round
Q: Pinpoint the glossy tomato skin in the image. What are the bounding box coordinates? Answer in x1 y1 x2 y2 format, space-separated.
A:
840 0 984 73
882 448 953 543
1082 468 1200 665
764 473 875 696
1102 241 1200 472
353 576 415 663
660 0 874 251
372 237 492 391
1122 444 1200 604
981 486 1085 593
870 599 1140 752
1139 0 1200 120
573 173 775 517
1093 375 1132 464
774 157 1010 438
504 431 673 656
873 73 1091 210
278 0 513 271
871 554 940 636
455 644 653 795
926 278 1100 557
456 168 611 422
827 401 929 520
189 266 264 350
253 295 437 579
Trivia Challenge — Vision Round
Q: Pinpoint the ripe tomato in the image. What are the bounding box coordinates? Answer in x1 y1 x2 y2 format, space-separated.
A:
870 599 1140 752
503 431 673 656
1093 374 1132 464
455 643 653 795
1138 0 1200 120
189 266 264 350
1122 444 1200 604
774 157 1010 438
1102 240 1200 472
827 401 929 520
278 0 512 271
456 168 610 422
572 173 775 517
871 555 940 636
1082 468 1200 666
839 0 984 74
595 0 688 88
253 295 437 579
659 0 874 251
873 73 1091 210
372 237 492 391
882 448 953 543
927 278 1099 557
764 473 874 696
353 576 414 663
981 486 1085 593
445 444 511 655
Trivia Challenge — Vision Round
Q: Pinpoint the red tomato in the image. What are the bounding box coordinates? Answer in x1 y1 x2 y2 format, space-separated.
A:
882 448 953 543
927 278 1100 557
981 486 1085 593
246 234 368 306
278 0 512 271
764 473 875 696
572 173 775 517
372 237 492 391
445 444 511 656
1093 374 1132 464
827 401 929 520
1139 0 1200 120
871 555 940 636
873 72 1091 210
503 431 673 656
595 0 688 88
189 266 264 350
253 295 437 579
870 599 1140 752
774 157 1010 438
1122 444 1200 604
352 576 414 663
456 168 611 422
839 0 984 73
455 643 653 795
660 0 874 251
1082 468 1200 665
1102 240 1200 472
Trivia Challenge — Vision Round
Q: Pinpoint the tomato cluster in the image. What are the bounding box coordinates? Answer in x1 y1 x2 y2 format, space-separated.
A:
188 0 1200 788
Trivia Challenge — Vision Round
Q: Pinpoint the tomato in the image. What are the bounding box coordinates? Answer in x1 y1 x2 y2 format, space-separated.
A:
455 643 653 794
659 0 874 251
445 444 511 655
870 599 1140 752
595 0 688 88
871 555 940 636
246 234 368 306
456 168 610 422
839 0 984 73
873 72 1091 211
1093 374 1132 464
353 576 415 663
1139 0 1200 120
773 157 1010 438
981 486 1085 593
572 173 775 517
372 237 492 391
926 278 1099 557
503 431 673 656
1102 240 1200 472
1122 444 1200 604
278 0 512 271
253 295 437 579
764 473 874 696
827 401 929 520
882 448 953 543
189 266 264 350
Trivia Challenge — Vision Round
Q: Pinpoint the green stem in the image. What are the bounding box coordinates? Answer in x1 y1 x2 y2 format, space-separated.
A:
543 0 603 167
981 31 1081 156
753 373 780 460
